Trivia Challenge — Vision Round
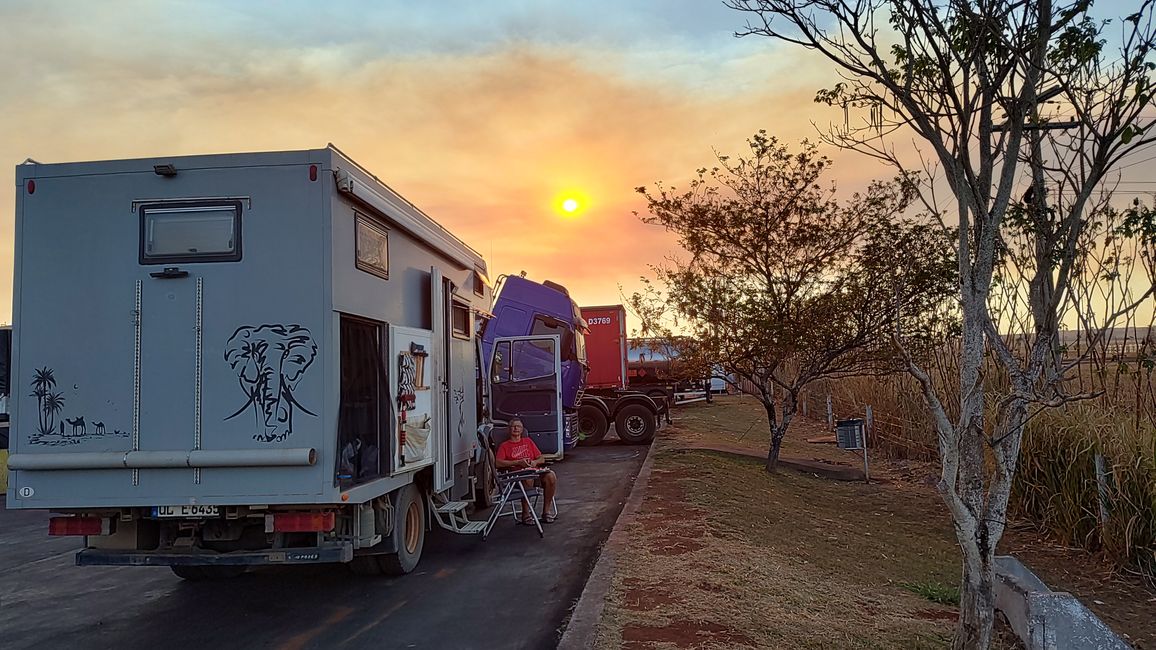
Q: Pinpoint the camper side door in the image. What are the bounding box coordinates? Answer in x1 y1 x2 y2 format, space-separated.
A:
486 335 564 459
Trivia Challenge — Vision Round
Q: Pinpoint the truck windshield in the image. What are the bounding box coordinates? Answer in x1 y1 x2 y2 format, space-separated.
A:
531 316 578 362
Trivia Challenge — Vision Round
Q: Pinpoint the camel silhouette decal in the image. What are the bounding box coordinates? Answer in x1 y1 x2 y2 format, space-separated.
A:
224 324 317 443
65 416 86 436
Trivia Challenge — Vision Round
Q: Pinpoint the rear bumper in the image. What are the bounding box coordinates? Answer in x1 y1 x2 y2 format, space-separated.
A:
76 543 353 567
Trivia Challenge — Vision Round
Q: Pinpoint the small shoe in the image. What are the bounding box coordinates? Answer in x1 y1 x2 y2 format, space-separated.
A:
517 517 534 526
542 512 557 524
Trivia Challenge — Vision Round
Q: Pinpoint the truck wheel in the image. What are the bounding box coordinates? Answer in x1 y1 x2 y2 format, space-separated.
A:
171 565 245 581
577 405 609 446
615 404 656 444
378 484 425 576
349 555 382 576
474 449 497 509
171 566 206 581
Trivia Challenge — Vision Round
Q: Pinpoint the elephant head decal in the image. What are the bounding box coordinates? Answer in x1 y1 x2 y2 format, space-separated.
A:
224 324 317 442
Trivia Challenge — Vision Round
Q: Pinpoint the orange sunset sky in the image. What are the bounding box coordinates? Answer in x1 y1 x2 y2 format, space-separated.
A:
3 1 1154 329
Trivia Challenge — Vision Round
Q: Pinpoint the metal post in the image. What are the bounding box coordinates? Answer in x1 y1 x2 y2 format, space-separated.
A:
865 405 873 439
1094 452 1110 525
826 395 833 427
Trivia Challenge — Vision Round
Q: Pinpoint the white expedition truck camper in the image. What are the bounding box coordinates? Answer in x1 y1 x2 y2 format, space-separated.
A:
6 146 515 579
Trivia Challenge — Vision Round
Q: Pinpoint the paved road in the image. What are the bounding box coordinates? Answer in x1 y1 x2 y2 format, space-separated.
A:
0 443 646 650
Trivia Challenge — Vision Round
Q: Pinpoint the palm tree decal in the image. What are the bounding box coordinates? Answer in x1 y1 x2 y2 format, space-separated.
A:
30 367 57 435
44 391 66 434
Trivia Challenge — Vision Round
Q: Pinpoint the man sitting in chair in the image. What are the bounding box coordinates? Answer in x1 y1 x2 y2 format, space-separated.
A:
495 418 558 524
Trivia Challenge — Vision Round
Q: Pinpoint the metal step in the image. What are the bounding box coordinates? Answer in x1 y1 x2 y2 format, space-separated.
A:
455 521 487 534
435 500 469 514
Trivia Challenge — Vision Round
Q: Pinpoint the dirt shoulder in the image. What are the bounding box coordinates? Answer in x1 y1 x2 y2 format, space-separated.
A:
592 396 1153 649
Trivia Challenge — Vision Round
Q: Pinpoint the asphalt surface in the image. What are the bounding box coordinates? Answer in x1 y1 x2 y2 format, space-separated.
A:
0 442 647 650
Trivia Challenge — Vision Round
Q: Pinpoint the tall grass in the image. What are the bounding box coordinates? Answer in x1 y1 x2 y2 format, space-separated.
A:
1012 405 1156 580
812 364 1156 584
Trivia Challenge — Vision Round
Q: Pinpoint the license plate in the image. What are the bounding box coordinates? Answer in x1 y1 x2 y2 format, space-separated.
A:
153 505 219 518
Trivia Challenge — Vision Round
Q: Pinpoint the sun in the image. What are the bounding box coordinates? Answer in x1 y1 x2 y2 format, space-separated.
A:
554 191 588 218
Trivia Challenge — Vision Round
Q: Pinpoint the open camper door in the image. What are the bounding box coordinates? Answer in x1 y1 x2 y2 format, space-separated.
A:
430 266 452 493
391 326 435 473
487 335 564 458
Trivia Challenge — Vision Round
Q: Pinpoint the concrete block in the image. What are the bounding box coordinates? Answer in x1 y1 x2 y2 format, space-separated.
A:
995 555 1132 650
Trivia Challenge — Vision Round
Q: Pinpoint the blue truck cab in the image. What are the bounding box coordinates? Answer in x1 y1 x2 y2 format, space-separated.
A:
482 275 662 452
482 276 588 409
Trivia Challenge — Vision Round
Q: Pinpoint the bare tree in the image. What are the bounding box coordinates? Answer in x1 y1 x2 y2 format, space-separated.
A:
724 0 1156 647
633 132 955 471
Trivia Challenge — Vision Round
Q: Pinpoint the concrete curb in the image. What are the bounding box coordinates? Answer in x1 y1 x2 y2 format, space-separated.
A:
557 439 659 650
995 555 1132 649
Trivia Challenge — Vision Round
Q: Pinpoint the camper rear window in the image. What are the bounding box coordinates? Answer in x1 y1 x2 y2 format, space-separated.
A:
140 202 242 264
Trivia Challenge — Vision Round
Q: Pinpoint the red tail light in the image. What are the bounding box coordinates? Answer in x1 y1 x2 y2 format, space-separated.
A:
309 165 318 181
49 516 108 536
26 179 36 194
272 512 335 533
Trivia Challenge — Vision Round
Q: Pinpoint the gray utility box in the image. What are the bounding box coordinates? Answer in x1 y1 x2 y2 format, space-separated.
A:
7 146 490 511
836 418 865 450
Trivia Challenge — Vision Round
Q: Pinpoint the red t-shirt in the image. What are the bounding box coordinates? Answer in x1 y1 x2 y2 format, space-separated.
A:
497 436 542 463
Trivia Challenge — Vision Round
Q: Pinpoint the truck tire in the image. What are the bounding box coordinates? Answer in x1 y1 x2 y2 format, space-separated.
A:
577 405 609 446
615 404 656 444
474 449 497 509
349 555 382 576
171 565 245 581
378 483 425 576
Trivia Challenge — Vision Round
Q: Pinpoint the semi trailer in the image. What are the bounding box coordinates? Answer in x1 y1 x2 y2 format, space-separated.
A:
6 146 568 578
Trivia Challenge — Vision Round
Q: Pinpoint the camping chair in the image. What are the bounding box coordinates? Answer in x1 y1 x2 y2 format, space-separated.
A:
495 468 558 524
483 468 548 538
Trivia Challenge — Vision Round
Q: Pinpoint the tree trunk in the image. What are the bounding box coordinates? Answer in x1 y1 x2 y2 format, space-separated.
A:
766 432 783 472
954 548 996 650
764 394 794 473
762 397 781 472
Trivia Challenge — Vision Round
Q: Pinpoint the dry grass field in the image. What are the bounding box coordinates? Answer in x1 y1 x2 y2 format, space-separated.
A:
592 397 1155 649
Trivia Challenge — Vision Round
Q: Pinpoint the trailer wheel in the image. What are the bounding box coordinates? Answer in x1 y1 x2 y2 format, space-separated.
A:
646 388 672 402
378 483 425 576
171 565 245 581
577 405 609 446
615 404 656 444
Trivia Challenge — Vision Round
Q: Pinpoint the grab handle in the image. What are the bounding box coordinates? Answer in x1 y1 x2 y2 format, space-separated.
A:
149 267 189 279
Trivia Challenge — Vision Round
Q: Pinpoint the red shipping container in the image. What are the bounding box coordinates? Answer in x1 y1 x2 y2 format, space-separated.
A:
580 305 628 390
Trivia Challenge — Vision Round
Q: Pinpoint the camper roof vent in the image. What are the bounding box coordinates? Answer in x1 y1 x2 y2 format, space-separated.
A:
153 164 178 177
